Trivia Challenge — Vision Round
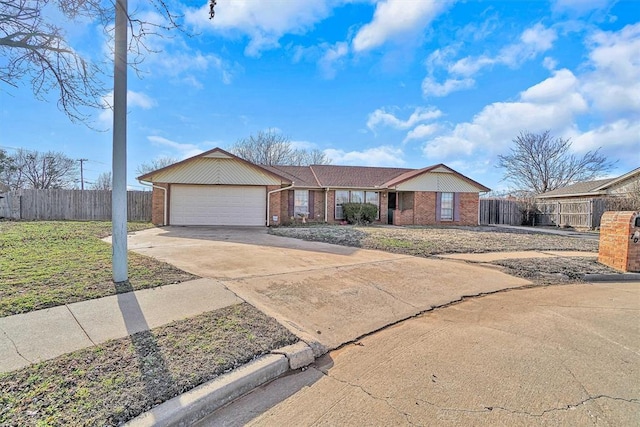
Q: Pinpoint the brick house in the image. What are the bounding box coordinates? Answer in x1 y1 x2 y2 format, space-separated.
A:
137 147 490 227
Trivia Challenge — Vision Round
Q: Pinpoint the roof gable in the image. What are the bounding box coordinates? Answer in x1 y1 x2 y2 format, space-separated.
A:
137 147 288 185
384 164 490 192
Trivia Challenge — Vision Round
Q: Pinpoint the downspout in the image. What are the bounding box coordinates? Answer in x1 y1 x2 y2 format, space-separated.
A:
267 183 294 226
139 180 167 226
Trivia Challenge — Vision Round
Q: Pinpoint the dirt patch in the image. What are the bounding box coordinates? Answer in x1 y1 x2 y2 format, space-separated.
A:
0 303 298 426
490 256 619 285
269 225 598 255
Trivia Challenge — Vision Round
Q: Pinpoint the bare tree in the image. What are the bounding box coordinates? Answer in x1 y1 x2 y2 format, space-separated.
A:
91 171 112 190
498 130 615 194
136 156 180 176
0 0 186 123
3 149 78 189
230 130 332 166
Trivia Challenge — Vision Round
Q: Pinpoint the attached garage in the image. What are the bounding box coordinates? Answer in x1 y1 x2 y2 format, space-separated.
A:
170 185 266 226
137 148 290 227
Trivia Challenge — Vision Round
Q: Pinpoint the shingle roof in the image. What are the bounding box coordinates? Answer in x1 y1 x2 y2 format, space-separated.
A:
308 165 413 187
537 178 615 198
262 165 320 187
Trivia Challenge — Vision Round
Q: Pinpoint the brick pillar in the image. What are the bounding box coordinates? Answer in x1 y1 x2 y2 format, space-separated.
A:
598 211 640 272
151 184 168 226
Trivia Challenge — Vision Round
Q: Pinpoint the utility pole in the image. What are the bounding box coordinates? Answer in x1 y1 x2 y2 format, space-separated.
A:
78 159 88 190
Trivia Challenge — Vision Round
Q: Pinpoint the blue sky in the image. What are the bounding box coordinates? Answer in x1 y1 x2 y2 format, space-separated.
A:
1 0 638 191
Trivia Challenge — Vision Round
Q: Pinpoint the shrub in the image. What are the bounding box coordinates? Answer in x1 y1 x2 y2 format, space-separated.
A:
342 203 378 225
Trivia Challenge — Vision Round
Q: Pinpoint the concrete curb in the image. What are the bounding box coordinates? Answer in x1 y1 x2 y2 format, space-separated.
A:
583 273 640 282
125 342 315 427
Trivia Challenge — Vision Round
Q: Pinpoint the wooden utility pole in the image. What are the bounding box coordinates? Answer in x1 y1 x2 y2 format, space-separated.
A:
78 158 88 190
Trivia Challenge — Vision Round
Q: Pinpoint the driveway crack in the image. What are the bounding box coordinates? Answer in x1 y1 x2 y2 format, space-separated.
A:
0 325 32 364
368 282 419 309
485 395 640 417
65 305 96 346
314 366 419 426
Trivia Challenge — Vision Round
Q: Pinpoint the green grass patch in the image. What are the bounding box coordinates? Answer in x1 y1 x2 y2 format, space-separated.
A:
0 221 197 317
0 303 298 426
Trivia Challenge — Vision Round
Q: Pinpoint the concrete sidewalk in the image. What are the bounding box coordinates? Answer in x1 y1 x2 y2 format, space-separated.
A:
0 278 241 373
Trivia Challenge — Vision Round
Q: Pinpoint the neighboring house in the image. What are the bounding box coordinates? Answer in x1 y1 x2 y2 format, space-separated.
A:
536 167 640 202
534 167 640 228
137 147 490 227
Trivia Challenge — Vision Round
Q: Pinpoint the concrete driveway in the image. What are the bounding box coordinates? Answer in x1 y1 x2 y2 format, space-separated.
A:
200 282 640 426
128 226 531 352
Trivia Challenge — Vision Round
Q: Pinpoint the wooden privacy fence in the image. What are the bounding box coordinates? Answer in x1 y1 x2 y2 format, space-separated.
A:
0 189 152 221
534 198 608 229
479 199 523 225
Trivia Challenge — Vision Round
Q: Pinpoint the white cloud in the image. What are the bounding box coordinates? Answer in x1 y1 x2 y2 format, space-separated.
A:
449 23 557 76
423 69 588 160
367 106 442 131
324 146 405 166
352 0 453 52
423 23 557 97
569 119 640 153
403 124 440 142
520 68 580 102
422 76 474 97
543 56 558 70
422 23 640 169
185 0 337 57
147 136 206 159
318 42 349 79
98 91 156 124
552 0 613 15
580 23 640 114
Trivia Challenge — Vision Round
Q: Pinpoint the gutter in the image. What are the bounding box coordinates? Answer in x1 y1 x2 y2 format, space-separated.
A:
138 180 167 226
267 183 294 226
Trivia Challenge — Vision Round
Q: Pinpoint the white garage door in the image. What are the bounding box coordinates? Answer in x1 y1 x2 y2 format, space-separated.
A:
170 185 266 226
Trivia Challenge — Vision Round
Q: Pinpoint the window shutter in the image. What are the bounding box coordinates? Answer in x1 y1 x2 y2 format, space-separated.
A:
454 193 461 221
288 190 294 217
309 191 315 218
435 192 441 221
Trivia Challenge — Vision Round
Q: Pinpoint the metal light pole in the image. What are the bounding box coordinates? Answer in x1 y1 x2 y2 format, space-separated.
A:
112 0 128 283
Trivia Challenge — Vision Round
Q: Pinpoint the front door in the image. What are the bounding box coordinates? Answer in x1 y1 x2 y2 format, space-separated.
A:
387 192 396 225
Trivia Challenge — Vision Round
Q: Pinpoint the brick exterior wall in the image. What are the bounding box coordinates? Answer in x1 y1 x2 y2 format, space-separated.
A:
598 211 640 272
151 184 168 226
327 190 337 222
267 185 282 226
379 193 389 224
393 192 479 226
311 190 325 222
458 192 480 226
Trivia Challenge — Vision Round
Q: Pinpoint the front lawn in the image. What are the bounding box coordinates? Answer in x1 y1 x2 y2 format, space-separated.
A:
0 303 298 426
0 221 196 317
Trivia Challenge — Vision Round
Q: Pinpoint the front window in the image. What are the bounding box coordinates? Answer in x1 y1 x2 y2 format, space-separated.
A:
441 192 453 221
335 190 380 220
365 191 380 219
350 191 364 203
294 190 309 217
335 190 350 219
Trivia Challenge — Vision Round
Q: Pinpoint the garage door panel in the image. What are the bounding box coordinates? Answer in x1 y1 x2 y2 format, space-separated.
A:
170 185 265 226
